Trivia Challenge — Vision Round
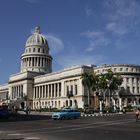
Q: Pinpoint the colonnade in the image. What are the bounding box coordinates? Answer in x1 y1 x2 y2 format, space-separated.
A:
21 57 51 70
34 82 61 99
123 77 140 94
11 85 23 99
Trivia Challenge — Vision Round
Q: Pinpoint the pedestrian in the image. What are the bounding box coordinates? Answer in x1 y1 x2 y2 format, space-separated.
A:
135 108 140 121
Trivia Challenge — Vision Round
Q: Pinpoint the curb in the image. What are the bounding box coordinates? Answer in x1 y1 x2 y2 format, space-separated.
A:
81 113 123 117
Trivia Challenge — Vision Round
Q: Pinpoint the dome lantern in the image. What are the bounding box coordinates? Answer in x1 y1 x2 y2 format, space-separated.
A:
25 26 48 47
34 26 41 34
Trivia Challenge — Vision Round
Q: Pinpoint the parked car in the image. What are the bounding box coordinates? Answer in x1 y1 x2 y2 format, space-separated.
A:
84 107 94 114
52 108 81 120
0 109 11 119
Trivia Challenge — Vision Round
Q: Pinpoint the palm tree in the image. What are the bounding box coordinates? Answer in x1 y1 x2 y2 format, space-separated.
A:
81 72 95 108
98 69 123 108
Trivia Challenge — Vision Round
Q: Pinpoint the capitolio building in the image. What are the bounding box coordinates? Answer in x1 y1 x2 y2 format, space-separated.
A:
0 26 140 110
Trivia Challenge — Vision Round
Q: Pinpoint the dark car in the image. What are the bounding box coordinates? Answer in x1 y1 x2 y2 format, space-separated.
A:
0 109 11 119
84 107 94 114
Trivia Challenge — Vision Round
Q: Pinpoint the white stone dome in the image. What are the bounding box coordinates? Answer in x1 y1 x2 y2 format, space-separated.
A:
25 26 48 47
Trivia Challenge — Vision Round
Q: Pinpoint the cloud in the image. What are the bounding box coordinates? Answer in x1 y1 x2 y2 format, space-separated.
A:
29 27 64 54
106 22 128 35
81 30 103 38
56 53 106 69
103 0 140 35
45 34 64 54
24 0 40 3
81 31 110 51
85 5 93 16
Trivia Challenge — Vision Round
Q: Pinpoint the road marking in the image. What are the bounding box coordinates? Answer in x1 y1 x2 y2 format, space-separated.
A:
8 133 23 136
25 137 40 139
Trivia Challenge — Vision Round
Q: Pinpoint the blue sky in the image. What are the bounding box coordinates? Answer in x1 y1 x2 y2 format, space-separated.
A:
0 0 140 84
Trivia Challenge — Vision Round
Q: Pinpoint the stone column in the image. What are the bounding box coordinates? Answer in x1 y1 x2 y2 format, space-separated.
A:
135 78 138 94
119 97 122 111
113 98 116 111
130 77 133 93
99 100 102 113
123 77 127 89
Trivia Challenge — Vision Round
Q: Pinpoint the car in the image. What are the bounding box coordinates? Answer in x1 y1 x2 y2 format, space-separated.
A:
52 108 81 120
0 109 11 119
84 107 94 114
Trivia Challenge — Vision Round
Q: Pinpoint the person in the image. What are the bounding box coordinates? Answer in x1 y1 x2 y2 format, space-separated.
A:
122 107 126 113
24 106 29 115
135 108 140 121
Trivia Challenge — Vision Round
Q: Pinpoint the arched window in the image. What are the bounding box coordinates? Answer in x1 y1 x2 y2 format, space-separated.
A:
70 100 72 106
66 100 68 107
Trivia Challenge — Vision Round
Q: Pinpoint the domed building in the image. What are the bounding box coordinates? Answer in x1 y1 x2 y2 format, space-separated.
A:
21 26 52 73
0 26 140 111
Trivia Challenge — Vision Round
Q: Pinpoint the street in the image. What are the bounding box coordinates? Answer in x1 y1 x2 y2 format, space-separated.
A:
0 113 139 140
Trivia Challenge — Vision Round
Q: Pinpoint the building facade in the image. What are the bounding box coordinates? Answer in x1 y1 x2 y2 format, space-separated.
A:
94 64 140 108
0 26 140 110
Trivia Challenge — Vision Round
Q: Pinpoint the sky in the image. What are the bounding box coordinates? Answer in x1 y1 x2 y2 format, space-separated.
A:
0 0 140 84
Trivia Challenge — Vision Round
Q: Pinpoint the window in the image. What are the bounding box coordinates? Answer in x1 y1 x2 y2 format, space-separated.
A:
132 78 134 84
46 85 48 98
75 85 78 95
38 48 40 52
127 86 130 92
126 68 128 71
70 85 73 95
66 86 69 95
137 87 139 94
55 83 58 97
33 48 35 52
59 83 61 96
126 78 129 83
114 68 116 72
120 68 123 71
29 48 31 52
49 85 51 97
52 84 54 97
133 87 135 93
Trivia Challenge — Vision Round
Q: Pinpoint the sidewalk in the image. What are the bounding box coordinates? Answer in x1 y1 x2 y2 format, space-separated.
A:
18 110 53 116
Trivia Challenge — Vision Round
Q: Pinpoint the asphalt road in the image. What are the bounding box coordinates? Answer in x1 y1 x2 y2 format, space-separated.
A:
0 113 139 140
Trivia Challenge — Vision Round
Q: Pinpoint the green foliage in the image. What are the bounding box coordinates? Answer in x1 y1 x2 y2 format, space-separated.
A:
81 69 123 109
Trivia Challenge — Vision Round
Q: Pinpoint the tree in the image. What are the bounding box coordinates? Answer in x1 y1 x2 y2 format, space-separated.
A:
81 72 96 107
98 69 123 107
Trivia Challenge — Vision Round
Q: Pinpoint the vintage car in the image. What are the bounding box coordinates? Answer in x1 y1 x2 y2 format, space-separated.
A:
52 108 81 120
